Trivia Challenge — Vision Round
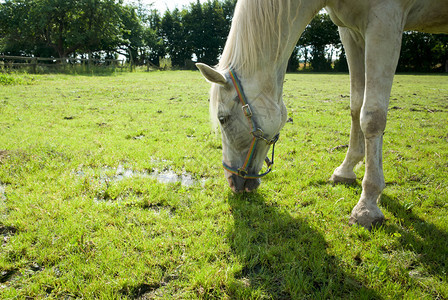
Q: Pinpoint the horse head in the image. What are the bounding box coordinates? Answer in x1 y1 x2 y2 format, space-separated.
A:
197 63 287 193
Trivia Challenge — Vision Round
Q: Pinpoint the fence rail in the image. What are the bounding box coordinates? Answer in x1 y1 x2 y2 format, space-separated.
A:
0 55 125 72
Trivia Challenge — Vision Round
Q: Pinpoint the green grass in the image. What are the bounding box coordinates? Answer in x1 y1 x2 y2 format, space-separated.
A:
0 71 447 299
0 73 35 86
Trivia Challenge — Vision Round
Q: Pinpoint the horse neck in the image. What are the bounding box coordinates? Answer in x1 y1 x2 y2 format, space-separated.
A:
251 0 327 96
222 0 326 82
276 0 327 74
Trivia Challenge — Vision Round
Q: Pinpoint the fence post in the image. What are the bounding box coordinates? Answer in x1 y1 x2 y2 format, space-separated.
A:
32 57 37 73
88 51 92 71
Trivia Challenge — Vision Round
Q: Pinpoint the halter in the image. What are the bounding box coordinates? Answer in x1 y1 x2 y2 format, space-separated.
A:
222 69 280 179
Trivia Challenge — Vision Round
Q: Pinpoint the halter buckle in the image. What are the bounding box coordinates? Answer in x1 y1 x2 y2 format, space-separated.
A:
251 128 264 139
270 133 280 145
242 104 252 117
237 168 248 178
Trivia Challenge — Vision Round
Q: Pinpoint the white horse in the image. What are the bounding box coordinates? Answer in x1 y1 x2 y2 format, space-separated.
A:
197 0 448 229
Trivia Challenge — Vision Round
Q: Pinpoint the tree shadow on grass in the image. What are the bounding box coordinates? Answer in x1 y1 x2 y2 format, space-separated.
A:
226 192 380 299
381 194 448 284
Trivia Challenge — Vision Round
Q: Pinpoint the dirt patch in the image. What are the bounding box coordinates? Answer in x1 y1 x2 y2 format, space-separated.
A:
329 144 348 153
0 269 17 283
0 225 17 236
1 225 17 245
120 283 164 299
409 107 446 113
142 203 176 216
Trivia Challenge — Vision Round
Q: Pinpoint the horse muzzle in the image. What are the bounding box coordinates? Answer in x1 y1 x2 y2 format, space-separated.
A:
226 171 261 193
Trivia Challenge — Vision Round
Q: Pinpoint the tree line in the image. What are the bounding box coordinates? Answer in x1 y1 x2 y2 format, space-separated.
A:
1 0 446 72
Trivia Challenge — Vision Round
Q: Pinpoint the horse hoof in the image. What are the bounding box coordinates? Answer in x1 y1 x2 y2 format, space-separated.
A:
349 215 384 231
330 173 357 185
348 201 385 230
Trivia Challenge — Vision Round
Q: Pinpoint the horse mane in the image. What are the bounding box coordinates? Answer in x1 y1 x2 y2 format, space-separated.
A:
218 0 298 76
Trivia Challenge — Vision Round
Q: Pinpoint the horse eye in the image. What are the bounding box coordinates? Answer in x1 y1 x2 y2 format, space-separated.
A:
218 115 231 124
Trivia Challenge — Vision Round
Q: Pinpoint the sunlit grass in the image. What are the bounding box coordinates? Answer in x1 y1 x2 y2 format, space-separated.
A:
0 71 447 298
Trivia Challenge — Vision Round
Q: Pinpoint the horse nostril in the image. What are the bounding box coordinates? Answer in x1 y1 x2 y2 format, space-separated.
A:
244 178 260 192
228 174 246 193
227 176 235 189
228 178 242 193
225 172 261 193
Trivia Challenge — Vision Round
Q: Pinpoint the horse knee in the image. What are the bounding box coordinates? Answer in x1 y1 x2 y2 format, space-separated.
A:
360 109 387 138
350 107 361 120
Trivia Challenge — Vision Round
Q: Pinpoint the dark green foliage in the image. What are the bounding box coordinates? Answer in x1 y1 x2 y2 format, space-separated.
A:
160 9 190 67
0 0 446 71
160 0 235 68
398 32 448 72
299 14 340 72
0 0 125 58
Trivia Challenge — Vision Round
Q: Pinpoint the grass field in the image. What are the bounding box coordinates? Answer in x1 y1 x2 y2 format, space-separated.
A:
0 70 447 299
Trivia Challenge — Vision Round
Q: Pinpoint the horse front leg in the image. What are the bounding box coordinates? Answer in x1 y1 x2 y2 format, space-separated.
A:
331 28 366 184
349 13 404 230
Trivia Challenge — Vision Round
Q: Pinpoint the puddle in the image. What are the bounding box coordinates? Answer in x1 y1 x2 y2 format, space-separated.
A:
148 169 196 186
76 164 203 187
115 165 197 186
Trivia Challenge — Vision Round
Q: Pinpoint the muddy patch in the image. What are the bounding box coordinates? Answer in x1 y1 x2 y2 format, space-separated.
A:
120 282 164 299
0 269 17 284
1 224 17 245
142 203 176 217
0 225 17 236
0 263 43 288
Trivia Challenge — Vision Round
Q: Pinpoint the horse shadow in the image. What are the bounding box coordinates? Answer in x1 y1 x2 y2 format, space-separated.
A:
226 192 380 299
381 194 448 280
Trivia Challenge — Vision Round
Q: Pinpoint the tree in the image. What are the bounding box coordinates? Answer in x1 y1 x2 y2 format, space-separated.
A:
183 0 204 62
1 0 445 73
0 0 53 56
200 0 227 65
0 0 125 58
298 14 340 71
118 3 145 66
0 0 238 68
156 0 235 68
160 9 192 67
144 10 166 66
184 0 227 66
287 47 300 72
221 0 237 30
333 46 348 72
398 32 448 72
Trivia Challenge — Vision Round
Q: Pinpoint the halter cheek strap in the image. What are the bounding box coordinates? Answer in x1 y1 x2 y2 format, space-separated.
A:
222 69 280 179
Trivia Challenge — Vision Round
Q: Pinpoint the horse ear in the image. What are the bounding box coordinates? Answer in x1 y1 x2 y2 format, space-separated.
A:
196 63 227 86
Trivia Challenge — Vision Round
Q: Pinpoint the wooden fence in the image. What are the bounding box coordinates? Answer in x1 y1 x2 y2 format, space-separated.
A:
0 55 125 72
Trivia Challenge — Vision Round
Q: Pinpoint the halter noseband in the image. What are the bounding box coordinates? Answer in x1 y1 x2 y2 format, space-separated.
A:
222 69 280 179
